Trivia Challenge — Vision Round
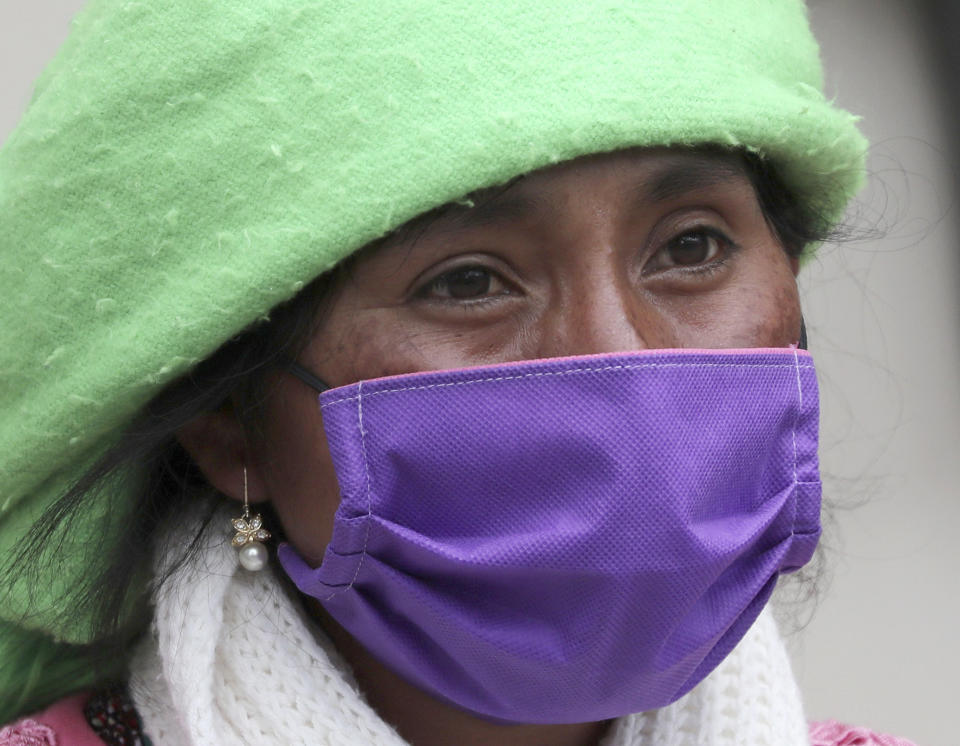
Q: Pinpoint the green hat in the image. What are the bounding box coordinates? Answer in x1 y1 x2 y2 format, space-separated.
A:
0 0 865 717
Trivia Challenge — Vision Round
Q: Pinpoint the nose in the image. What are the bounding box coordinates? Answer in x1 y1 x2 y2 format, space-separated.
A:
532 270 673 359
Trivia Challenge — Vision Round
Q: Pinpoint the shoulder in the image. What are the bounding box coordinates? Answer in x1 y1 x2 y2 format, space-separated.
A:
810 719 919 746
1 688 148 746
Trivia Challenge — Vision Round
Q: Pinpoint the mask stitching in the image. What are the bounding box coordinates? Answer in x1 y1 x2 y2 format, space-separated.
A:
791 350 803 487
791 353 821 540
321 380 373 601
319 361 814 409
786 350 812 549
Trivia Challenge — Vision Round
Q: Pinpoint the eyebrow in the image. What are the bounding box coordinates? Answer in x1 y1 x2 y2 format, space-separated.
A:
641 157 747 204
446 179 538 231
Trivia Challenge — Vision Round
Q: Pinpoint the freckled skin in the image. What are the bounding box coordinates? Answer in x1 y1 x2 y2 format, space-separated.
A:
181 147 802 746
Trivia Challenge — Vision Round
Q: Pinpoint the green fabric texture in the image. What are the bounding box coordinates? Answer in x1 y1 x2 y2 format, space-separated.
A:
0 0 865 718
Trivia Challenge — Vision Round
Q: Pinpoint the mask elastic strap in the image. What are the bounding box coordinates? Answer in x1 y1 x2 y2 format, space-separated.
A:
285 359 331 393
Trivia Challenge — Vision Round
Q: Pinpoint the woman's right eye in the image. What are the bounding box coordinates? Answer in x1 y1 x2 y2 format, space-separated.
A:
419 265 507 302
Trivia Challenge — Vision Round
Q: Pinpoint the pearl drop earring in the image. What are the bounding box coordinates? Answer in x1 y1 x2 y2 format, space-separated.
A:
231 467 271 571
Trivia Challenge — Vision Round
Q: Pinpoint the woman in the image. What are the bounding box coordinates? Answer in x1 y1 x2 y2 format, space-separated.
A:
0 1 913 744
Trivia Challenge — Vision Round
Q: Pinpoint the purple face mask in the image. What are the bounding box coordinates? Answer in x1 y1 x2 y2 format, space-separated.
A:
278 348 821 724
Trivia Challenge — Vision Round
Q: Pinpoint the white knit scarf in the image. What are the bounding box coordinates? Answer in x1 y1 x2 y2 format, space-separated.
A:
129 508 812 746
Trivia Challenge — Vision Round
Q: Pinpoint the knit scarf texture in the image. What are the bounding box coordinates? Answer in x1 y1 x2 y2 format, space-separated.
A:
128 507 812 746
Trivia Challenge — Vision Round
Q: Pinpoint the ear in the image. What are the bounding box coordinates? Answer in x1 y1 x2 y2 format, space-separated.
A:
176 409 268 505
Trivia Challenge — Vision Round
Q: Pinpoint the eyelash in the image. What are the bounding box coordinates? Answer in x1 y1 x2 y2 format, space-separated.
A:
645 226 740 277
414 226 739 305
415 263 511 306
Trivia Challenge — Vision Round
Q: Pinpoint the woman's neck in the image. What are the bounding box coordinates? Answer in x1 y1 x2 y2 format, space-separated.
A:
313 600 612 746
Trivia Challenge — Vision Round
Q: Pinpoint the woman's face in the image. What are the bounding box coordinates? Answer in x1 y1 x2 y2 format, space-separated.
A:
252 147 802 563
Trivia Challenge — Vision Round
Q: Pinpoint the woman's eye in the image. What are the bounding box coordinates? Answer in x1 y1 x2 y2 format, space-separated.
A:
421 265 505 301
649 229 731 272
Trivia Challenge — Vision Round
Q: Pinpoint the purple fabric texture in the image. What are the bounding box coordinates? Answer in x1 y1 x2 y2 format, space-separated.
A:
279 349 821 724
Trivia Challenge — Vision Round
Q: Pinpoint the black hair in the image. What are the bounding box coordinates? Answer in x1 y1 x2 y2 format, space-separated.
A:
0 146 838 718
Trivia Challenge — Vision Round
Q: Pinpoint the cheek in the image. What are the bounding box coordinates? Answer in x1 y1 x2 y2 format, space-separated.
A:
256 382 342 566
262 310 468 566
654 249 801 348
314 308 431 384
316 303 513 383
723 257 802 347
737 282 801 346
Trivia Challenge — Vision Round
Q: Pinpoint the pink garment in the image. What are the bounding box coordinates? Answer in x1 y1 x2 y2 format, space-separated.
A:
4 696 919 746
0 694 103 746
810 719 919 746
0 720 56 746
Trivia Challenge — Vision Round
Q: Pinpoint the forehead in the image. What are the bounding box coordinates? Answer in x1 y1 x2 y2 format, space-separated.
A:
504 147 749 199
378 147 753 246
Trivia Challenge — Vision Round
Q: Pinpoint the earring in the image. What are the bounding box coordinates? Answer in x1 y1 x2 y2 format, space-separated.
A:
231 467 271 571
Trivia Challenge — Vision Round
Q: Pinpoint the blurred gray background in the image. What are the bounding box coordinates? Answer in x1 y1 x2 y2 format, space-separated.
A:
2 1 957 744
794 3 959 746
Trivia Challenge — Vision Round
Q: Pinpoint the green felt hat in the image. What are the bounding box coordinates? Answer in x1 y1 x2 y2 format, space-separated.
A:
0 0 865 718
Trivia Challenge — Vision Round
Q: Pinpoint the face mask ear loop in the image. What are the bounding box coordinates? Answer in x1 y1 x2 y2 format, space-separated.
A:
284 359 331 393
799 318 808 351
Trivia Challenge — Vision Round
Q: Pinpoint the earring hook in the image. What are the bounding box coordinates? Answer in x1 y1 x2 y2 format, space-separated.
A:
243 466 251 519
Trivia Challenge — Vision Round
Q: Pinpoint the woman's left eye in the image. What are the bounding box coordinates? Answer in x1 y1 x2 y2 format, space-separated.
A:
419 265 507 301
647 228 733 273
